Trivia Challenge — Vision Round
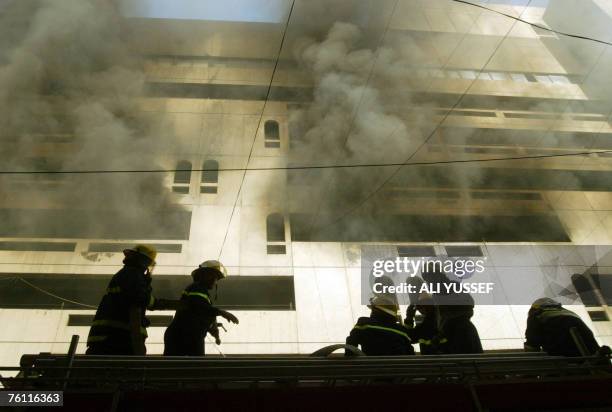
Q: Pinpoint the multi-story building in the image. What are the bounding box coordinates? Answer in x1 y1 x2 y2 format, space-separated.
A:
0 0 611 368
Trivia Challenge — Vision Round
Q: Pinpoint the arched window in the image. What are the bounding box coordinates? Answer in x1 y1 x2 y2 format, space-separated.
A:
264 120 280 148
173 160 192 194
201 159 219 194
266 213 286 254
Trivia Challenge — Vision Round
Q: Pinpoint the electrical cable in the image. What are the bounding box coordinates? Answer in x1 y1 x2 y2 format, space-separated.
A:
451 0 612 47
15 277 97 309
217 0 296 259
1 3 611 179
0 2 610 257
1 148 611 175
10 276 227 355
311 0 537 233
306 0 401 240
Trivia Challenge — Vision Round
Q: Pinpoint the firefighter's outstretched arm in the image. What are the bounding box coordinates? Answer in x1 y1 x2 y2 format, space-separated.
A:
129 306 146 355
210 322 222 345
345 327 362 356
405 304 417 328
218 309 239 324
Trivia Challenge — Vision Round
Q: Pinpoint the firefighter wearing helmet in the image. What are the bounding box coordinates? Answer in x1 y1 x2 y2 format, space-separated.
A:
87 245 179 355
524 298 601 356
405 293 446 354
345 295 414 356
164 260 239 356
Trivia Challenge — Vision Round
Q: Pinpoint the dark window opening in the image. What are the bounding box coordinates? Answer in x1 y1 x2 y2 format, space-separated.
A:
267 245 287 254
201 186 218 194
173 160 192 195
265 141 281 148
587 311 609 322
290 213 569 242
202 160 219 184
0 209 191 240
265 120 280 140
267 214 285 242
0 274 295 311
571 274 600 307
174 160 192 184
592 274 612 305
172 186 190 194
267 213 286 255
0 242 76 252
445 246 484 257
471 191 542 200
264 120 280 149
397 246 436 257
201 159 219 194
88 243 182 254
69 314 174 327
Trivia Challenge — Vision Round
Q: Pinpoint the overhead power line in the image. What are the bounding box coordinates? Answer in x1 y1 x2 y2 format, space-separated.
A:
1 149 612 176
217 0 296 260
452 0 612 46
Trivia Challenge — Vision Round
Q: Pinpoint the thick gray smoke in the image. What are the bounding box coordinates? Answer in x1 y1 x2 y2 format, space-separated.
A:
0 0 183 238
284 1 612 311
287 1 612 242
288 19 451 239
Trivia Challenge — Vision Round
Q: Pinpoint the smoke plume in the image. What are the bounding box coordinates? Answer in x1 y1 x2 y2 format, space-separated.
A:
288 19 448 240
0 0 183 239
286 4 594 242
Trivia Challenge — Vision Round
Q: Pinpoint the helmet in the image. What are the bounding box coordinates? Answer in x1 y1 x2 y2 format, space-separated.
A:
531 297 561 309
197 260 228 279
416 293 434 306
367 295 399 318
123 244 157 264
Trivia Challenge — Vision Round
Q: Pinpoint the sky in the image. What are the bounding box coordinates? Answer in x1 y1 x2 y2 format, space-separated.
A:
119 0 290 23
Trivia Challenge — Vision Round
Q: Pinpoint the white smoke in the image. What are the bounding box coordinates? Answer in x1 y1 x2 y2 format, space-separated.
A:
0 0 182 237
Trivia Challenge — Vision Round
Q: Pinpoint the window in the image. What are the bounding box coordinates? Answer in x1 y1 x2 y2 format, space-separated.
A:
445 246 483 257
267 213 285 242
264 120 280 148
266 213 286 254
0 242 75 252
201 159 219 194
549 75 570 85
510 73 528 82
490 72 508 81
524 74 537 82
88 243 182 254
397 246 436 257
571 274 599 307
587 311 609 322
534 75 552 84
173 160 192 194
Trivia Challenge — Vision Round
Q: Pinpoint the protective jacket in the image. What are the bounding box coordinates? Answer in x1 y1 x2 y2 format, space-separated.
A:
438 304 483 354
406 311 445 355
525 306 599 356
86 264 154 355
164 281 221 356
346 311 414 356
